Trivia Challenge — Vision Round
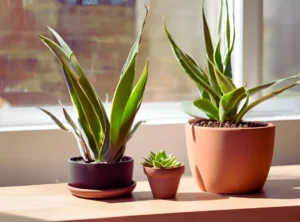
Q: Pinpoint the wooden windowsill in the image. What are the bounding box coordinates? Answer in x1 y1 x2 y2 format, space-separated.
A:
1 165 300 222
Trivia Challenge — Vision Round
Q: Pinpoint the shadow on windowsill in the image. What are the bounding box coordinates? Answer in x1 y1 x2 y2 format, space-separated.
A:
231 179 300 199
98 191 228 203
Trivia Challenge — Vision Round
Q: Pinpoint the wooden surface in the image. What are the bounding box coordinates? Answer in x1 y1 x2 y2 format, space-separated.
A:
1 165 300 222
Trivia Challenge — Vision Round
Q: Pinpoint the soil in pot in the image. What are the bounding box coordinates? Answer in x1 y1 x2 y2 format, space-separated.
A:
144 165 185 199
190 118 268 128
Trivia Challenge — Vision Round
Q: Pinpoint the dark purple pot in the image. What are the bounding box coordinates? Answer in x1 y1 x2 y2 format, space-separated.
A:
68 156 134 190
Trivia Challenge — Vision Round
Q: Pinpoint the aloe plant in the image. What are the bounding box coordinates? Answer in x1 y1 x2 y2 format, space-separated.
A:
165 0 300 123
38 8 149 163
142 151 182 169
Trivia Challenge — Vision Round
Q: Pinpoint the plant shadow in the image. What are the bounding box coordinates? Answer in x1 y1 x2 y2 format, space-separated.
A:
99 191 228 203
231 178 300 199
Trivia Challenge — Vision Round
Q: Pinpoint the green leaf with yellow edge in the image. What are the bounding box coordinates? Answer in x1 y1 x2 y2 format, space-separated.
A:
237 81 300 121
164 23 220 103
219 84 247 122
202 2 222 98
193 99 219 120
38 108 69 132
207 56 236 94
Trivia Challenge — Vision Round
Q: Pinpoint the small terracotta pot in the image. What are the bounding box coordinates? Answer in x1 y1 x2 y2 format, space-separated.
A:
144 165 185 199
68 156 133 190
186 119 275 194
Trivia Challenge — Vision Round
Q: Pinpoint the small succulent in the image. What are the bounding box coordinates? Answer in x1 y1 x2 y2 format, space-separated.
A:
142 151 183 169
38 7 149 163
165 0 300 123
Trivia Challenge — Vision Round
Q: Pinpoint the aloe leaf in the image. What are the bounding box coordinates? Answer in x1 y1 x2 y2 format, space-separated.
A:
110 55 136 145
121 6 148 76
63 67 101 158
38 108 70 131
219 84 247 122
217 0 224 37
207 56 235 94
237 81 300 120
202 2 222 97
214 38 223 72
234 88 250 123
193 99 219 120
179 101 207 118
112 60 149 157
225 0 231 50
39 32 111 162
59 102 79 133
248 73 300 96
126 120 147 142
47 26 72 58
164 23 220 102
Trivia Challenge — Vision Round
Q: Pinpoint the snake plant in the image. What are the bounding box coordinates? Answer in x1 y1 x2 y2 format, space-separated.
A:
38 8 149 163
165 0 300 123
142 151 182 169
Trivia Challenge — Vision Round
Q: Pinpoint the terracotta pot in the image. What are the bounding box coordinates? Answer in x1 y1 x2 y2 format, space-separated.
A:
144 165 185 199
185 120 275 194
68 156 134 190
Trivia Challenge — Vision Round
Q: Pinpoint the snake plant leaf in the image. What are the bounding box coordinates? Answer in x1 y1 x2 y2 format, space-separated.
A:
219 84 247 122
202 2 222 97
161 151 168 159
248 73 300 96
214 38 223 72
38 35 104 158
111 60 149 159
121 6 148 76
110 8 148 146
225 0 231 49
47 26 72 58
59 102 79 134
164 23 220 103
126 120 147 142
237 81 300 121
217 0 224 37
179 101 207 118
110 55 136 145
193 99 219 120
207 56 235 94
45 30 110 155
234 88 250 123
38 108 70 132
63 67 101 159
155 151 163 162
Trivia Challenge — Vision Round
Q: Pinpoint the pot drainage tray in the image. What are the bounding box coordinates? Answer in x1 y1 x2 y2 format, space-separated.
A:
67 181 136 199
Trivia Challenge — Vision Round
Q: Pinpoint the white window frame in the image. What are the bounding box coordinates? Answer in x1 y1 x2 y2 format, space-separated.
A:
1 0 300 187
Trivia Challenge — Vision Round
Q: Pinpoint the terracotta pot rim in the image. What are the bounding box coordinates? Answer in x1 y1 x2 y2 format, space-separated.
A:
68 156 133 165
187 121 274 131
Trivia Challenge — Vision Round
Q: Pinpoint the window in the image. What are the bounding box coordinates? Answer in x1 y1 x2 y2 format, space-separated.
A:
0 0 222 109
263 0 300 97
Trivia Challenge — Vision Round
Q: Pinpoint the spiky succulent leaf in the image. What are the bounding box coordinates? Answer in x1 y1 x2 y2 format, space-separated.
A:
141 151 183 169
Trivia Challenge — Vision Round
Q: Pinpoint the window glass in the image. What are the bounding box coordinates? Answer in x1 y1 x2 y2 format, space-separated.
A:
263 0 300 96
0 0 219 108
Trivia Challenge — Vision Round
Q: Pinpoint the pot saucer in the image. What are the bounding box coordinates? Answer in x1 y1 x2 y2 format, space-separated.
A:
67 181 136 199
